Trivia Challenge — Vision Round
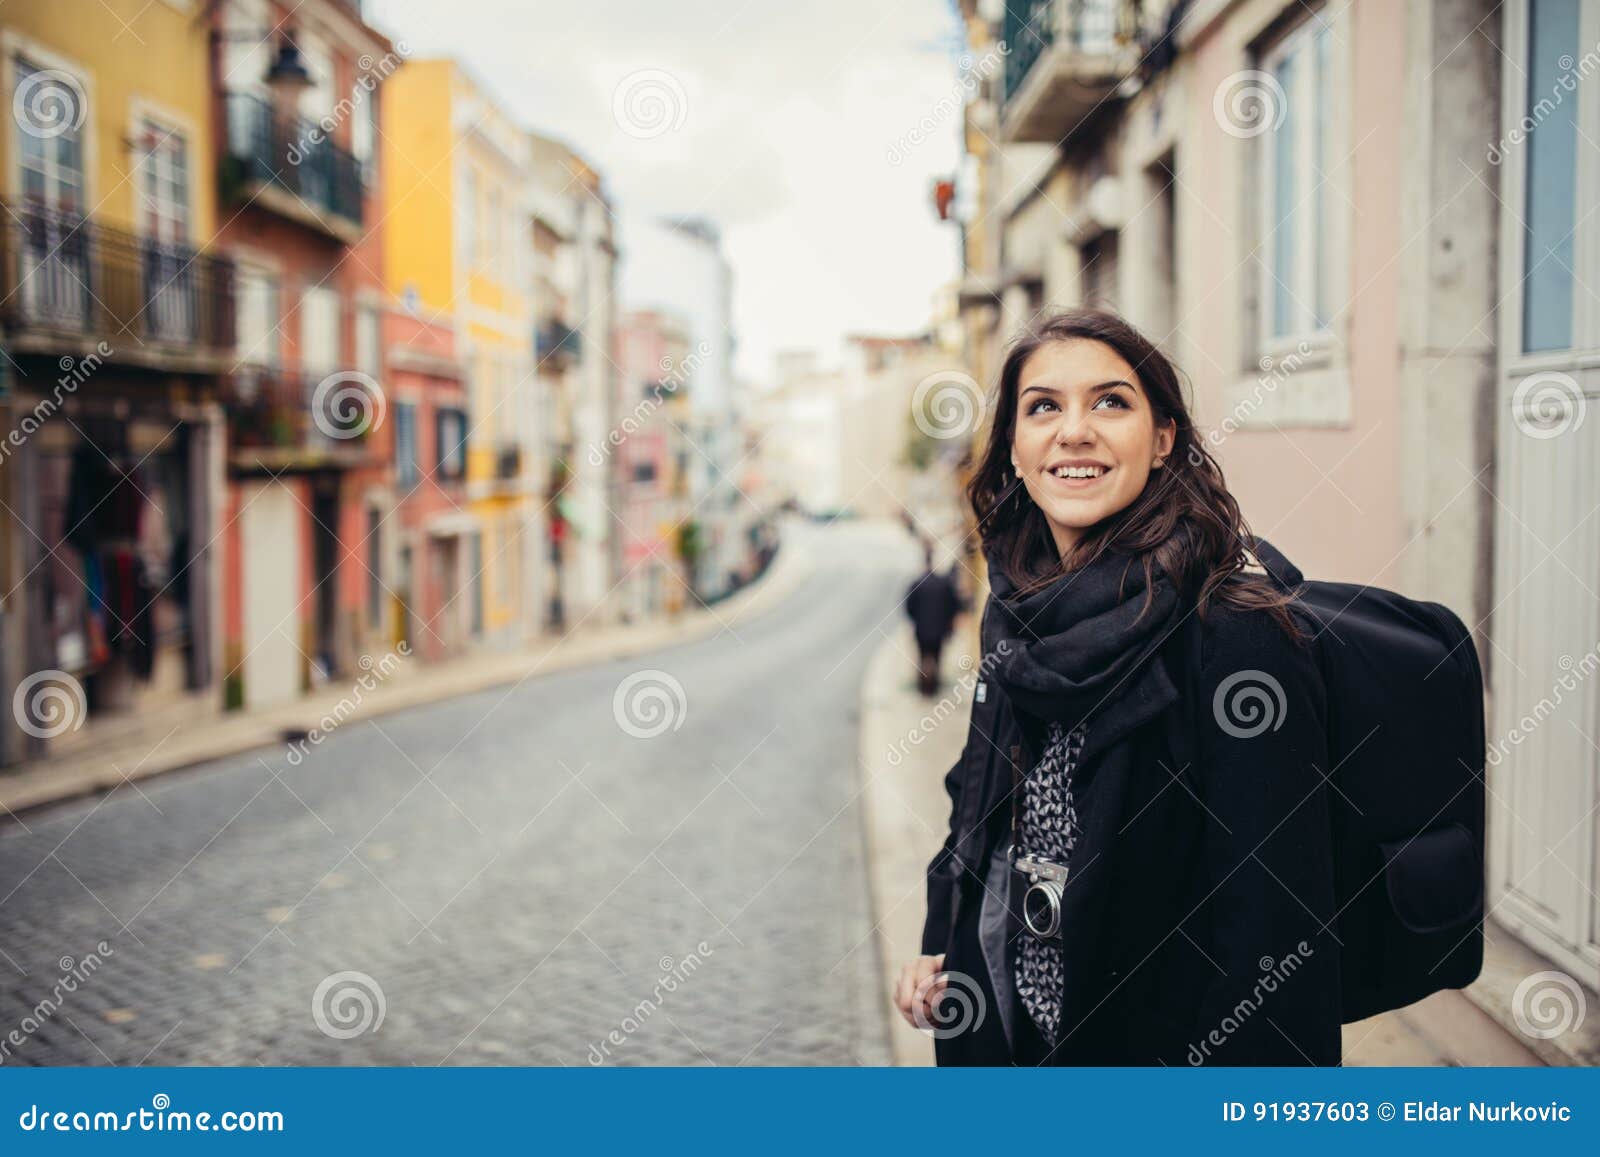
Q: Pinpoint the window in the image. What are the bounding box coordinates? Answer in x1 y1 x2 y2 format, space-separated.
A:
395 401 419 487
236 268 280 367
437 407 467 480
15 58 86 213
1259 18 1336 343
356 305 381 377
15 61 86 214
459 167 478 267
218 0 270 96
296 37 336 124
136 119 189 243
136 119 193 342
300 285 342 377
469 532 484 637
500 513 520 615
1521 0 1581 353
14 56 88 324
1081 232 1119 311
352 82 378 184
366 506 383 631
487 187 502 273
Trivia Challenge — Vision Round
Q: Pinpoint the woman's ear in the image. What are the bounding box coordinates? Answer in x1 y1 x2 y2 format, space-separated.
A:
1153 420 1177 468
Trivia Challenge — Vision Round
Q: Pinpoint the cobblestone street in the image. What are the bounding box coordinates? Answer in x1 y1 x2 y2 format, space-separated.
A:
0 525 914 1066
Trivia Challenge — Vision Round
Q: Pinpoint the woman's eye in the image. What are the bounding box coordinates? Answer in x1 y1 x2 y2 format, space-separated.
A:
1093 393 1131 410
1027 399 1058 414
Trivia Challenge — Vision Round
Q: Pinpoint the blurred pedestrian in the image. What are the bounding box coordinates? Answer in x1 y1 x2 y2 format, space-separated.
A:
904 543 960 697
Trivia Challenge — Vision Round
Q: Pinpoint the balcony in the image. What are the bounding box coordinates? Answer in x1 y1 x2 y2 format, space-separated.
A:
226 366 376 472
0 200 235 372
1001 0 1138 144
535 319 581 368
221 92 364 243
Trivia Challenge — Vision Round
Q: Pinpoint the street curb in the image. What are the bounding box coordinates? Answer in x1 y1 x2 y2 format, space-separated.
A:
1458 916 1600 1066
1 520 820 821
857 620 979 1066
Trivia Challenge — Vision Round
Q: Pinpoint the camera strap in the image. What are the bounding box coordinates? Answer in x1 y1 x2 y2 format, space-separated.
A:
1008 743 1024 847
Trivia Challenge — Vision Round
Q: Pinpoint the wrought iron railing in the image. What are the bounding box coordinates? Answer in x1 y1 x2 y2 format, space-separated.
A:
227 367 374 454
535 319 582 364
1002 0 1127 103
0 199 235 353
222 91 364 229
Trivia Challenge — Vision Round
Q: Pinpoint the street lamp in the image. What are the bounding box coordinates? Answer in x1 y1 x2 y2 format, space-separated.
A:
263 37 315 97
213 27 318 99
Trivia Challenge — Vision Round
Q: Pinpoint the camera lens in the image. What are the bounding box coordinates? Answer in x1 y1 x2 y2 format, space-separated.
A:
1023 879 1062 939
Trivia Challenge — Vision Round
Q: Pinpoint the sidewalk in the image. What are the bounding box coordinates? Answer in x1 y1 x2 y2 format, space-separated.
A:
857 629 1549 1067
0 517 820 820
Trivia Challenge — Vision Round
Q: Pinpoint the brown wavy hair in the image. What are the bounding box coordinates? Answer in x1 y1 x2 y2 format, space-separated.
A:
966 308 1301 636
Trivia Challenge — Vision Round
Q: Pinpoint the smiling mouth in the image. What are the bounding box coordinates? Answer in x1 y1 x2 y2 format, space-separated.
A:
1046 464 1112 485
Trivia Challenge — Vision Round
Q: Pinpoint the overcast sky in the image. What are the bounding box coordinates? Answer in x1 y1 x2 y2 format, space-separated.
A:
366 0 966 384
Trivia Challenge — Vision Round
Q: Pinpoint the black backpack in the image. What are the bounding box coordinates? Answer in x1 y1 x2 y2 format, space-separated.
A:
1249 540 1487 1023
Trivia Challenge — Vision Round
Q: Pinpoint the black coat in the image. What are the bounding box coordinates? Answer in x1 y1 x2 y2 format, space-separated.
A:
905 569 962 648
922 586 1343 1066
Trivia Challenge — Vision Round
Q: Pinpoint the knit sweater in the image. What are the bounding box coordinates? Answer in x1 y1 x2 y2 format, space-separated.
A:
1013 719 1086 1048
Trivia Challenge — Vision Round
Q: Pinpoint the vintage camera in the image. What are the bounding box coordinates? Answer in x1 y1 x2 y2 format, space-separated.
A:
1012 851 1069 945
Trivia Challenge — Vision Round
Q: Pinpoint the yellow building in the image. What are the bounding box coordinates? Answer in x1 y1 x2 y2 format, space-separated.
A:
1 0 219 242
0 0 236 764
381 59 539 646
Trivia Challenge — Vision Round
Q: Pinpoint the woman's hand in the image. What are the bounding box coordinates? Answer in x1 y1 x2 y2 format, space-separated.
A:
892 954 946 1029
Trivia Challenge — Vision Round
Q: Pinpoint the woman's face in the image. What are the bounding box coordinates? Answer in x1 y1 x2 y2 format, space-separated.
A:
1010 338 1176 558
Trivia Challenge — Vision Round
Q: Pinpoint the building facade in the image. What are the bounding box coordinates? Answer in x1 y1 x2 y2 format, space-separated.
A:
621 216 744 600
382 58 536 651
211 0 396 709
527 131 618 632
0 0 234 763
613 308 695 621
952 0 1599 1048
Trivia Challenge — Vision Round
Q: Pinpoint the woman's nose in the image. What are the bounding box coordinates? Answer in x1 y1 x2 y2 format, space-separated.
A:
1055 407 1095 444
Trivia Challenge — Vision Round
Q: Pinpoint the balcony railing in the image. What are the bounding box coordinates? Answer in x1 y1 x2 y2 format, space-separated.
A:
226 366 374 469
1000 0 1135 142
222 91 364 238
535 319 581 366
0 199 235 367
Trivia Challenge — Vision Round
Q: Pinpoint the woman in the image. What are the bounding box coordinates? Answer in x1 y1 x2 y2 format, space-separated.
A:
892 309 1341 1066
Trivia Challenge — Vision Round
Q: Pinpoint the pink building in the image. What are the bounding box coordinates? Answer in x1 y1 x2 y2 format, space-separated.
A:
613 309 693 620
